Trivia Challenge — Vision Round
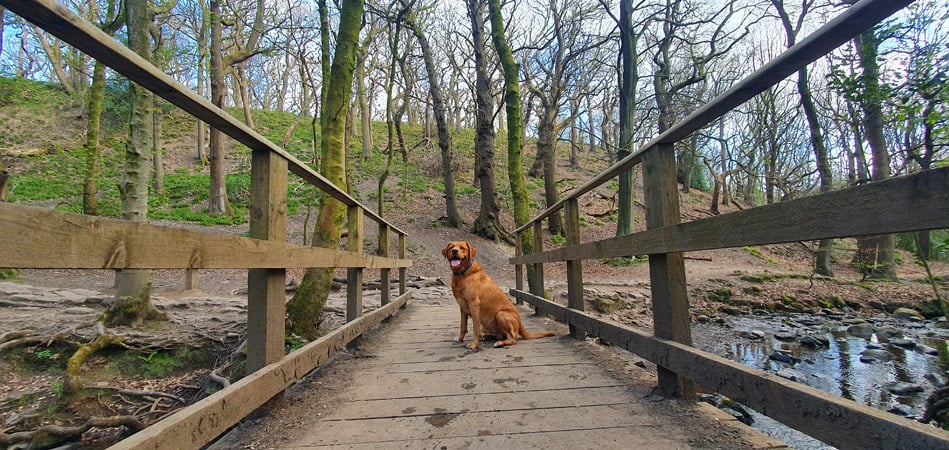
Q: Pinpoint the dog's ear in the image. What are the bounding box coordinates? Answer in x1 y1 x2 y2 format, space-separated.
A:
466 241 477 260
441 242 452 259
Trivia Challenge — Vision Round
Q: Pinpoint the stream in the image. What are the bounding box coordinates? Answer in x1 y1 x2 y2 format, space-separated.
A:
691 311 949 449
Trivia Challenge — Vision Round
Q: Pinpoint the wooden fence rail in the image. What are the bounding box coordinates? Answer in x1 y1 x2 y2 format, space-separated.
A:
0 1 414 448
510 0 949 446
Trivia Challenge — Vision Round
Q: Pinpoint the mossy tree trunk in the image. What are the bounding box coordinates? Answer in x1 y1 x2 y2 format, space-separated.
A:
81 0 121 215
107 0 163 324
486 0 534 288
287 0 364 341
83 61 106 215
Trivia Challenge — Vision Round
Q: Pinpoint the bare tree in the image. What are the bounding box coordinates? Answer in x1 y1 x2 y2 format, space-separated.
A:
403 0 462 228
523 0 609 235
770 0 834 275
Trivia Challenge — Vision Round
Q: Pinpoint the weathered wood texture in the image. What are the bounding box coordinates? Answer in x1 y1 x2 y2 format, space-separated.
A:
642 143 695 399
247 148 288 371
510 289 949 450
512 0 915 231
0 203 410 270
268 301 781 450
512 166 949 265
110 292 412 450
0 0 406 238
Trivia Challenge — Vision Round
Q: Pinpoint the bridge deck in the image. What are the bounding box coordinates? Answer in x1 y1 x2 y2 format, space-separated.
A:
213 290 784 449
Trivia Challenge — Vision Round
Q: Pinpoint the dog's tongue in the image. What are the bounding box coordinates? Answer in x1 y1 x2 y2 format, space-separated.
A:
450 260 461 268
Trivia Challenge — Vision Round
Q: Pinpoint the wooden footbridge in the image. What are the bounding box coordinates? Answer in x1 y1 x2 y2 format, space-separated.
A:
2 0 948 449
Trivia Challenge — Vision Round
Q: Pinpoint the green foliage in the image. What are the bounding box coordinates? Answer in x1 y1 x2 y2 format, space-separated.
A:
397 172 432 193
741 246 763 259
114 348 210 379
691 164 710 192
149 172 249 225
896 230 949 262
286 334 307 353
603 256 647 267
549 234 566 245
0 77 74 110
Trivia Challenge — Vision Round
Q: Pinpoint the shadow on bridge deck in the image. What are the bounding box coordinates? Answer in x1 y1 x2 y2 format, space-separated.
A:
210 287 785 449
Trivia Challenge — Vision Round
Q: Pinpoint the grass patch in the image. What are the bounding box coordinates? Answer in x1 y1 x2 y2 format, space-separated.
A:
603 256 647 267
112 348 211 379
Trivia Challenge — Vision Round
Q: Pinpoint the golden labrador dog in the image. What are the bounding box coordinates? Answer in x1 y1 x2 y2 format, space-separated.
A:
442 241 555 350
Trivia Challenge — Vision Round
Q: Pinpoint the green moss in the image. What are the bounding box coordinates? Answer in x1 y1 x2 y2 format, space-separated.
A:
592 295 625 314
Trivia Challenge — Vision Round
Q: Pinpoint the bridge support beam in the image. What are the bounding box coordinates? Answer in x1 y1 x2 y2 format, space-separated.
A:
642 143 695 400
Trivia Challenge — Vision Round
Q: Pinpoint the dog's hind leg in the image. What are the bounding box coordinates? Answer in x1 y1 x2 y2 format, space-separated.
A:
493 312 520 347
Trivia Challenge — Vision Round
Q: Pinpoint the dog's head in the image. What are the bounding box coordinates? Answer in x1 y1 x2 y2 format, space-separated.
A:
442 241 476 271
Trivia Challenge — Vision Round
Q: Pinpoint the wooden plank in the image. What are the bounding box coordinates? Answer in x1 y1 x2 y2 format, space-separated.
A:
343 362 623 400
298 404 665 446
0 203 410 270
511 289 949 449
511 166 949 265
512 0 914 233
0 0 408 237
641 143 695 399
324 385 635 420
109 292 412 450
289 427 689 450
359 354 597 373
247 148 288 371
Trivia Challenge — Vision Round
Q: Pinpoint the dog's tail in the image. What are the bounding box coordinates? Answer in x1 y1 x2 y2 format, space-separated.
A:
519 323 556 340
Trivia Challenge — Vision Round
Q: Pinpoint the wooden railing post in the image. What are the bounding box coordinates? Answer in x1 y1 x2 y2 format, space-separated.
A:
247 148 288 372
398 233 407 295
564 198 584 339
514 232 524 301
347 206 364 322
642 143 695 400
379 223 391 306
531 222 545 297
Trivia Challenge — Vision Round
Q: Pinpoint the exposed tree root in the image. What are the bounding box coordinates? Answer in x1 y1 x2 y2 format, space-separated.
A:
0 415 144 446
65 333 124 395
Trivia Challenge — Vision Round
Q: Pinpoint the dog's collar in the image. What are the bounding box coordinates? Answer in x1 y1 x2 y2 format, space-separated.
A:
452 259 474 277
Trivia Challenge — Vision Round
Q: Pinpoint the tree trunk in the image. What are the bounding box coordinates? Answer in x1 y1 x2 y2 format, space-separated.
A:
152 104 164 196
108 0 162 324
853 28 896 280
407 13 461 228
771 0 834 275
467 0 511 244
617 0 637 238
287 0 364 341
83 61 106 215
208 0 232 216
487 0 534 289
536 109 562 235
357 55 373 160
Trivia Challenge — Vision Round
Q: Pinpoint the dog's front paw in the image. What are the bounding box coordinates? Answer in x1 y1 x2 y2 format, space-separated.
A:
465 342 480 351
